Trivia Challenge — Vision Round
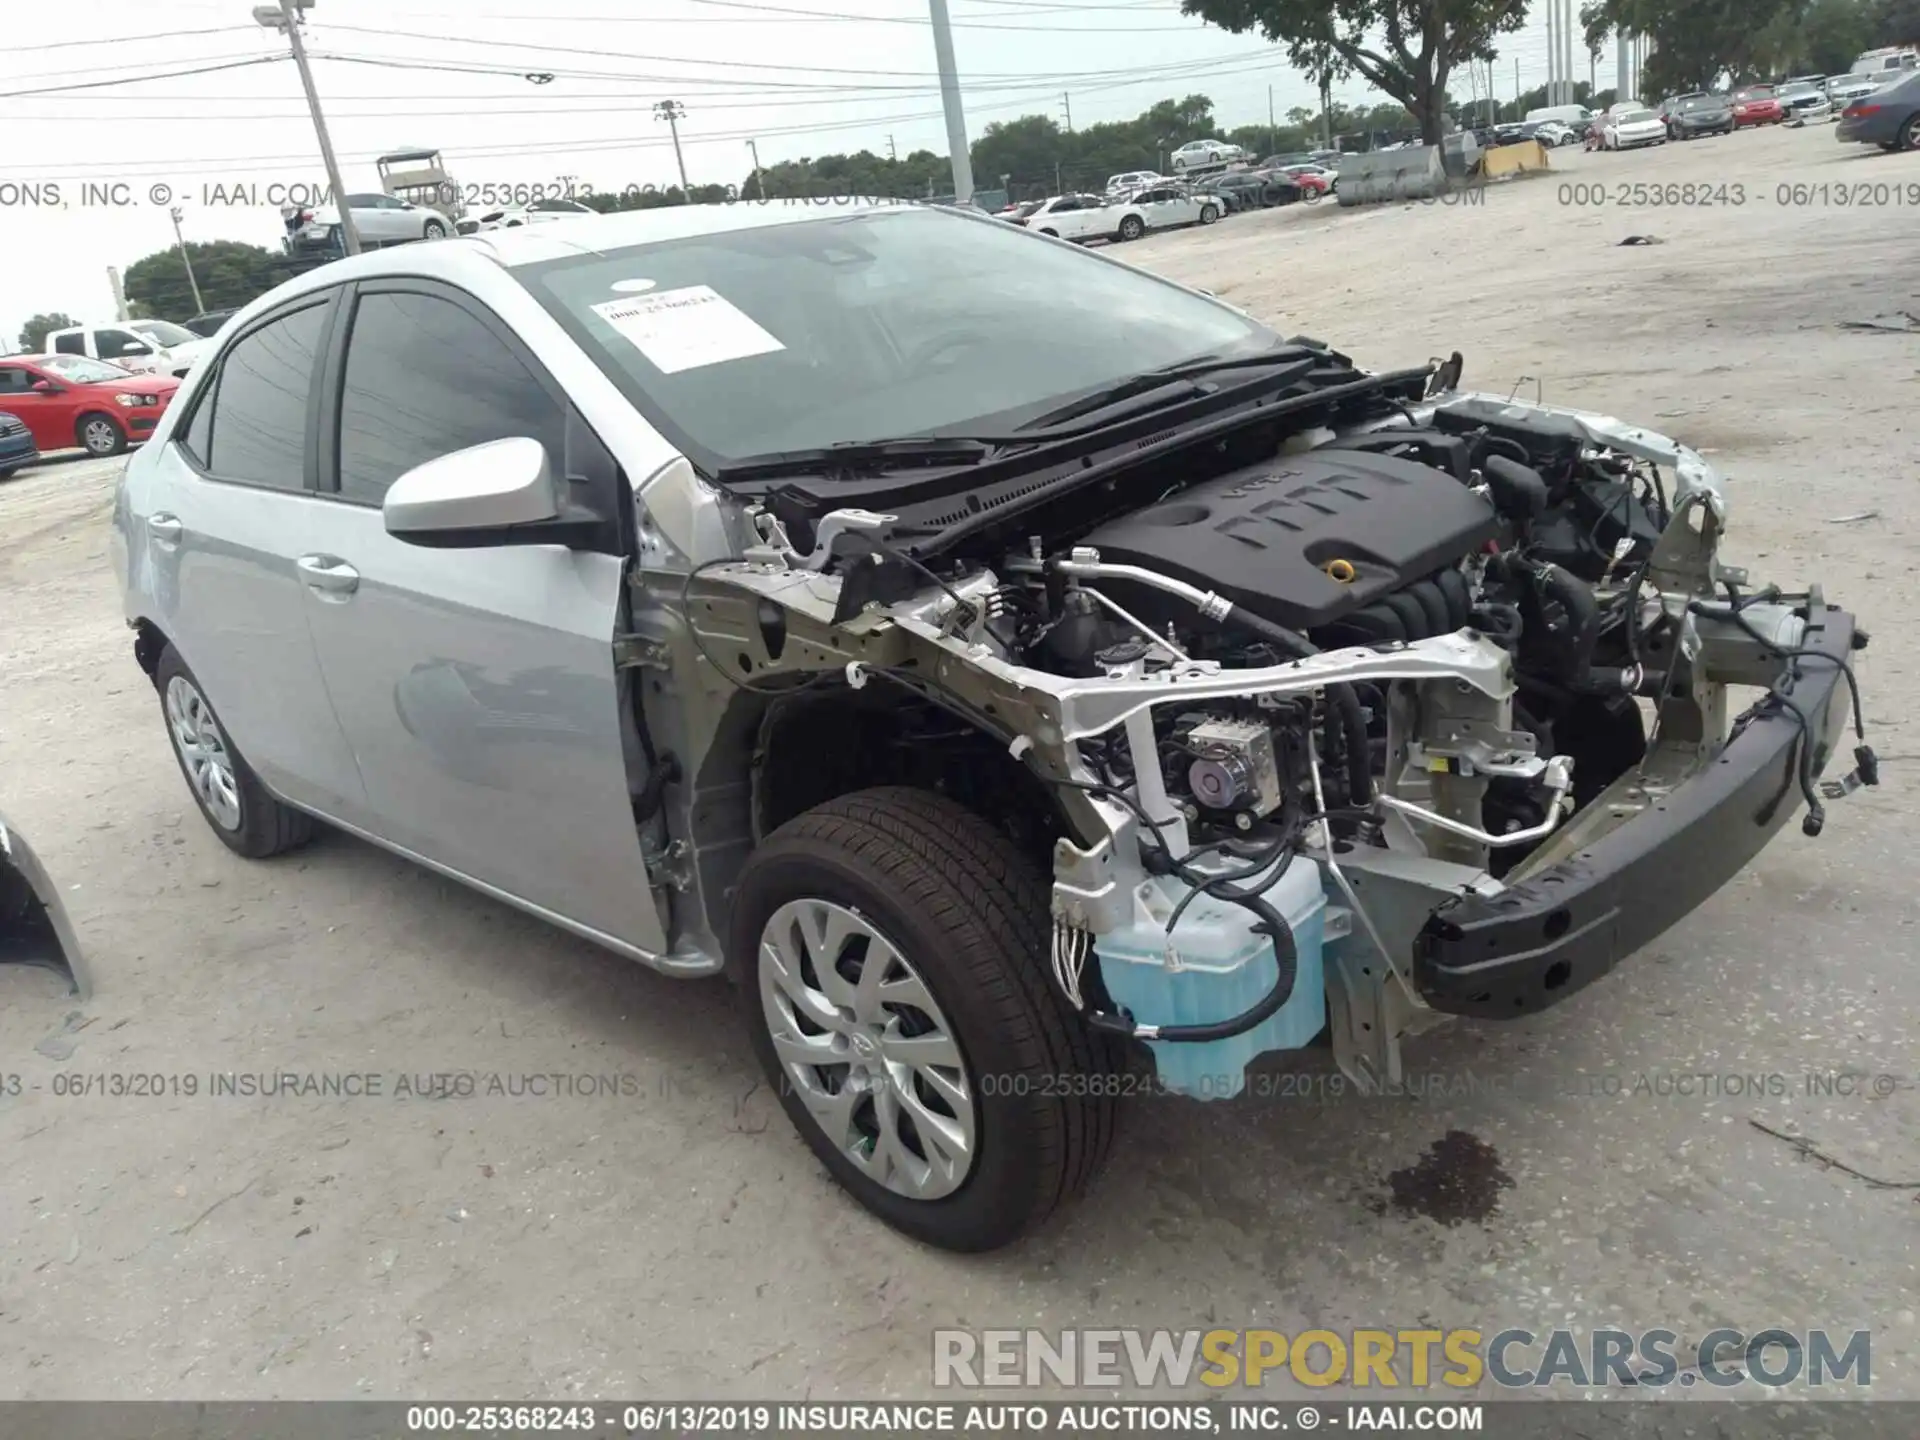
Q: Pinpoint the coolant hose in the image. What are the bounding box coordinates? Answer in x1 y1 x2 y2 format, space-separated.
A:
1215 607 1374 807
1533 561 1601 691
1086 881 1299 1043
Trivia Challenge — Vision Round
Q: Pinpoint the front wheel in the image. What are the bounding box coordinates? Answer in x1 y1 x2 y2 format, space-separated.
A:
1901 116 1920 151
421 218 447 239
0 467 17 481
76 414 126 457
735 787 1118 1252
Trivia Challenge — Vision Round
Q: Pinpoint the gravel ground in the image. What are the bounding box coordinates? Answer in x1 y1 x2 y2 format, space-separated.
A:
2 123 1916 1402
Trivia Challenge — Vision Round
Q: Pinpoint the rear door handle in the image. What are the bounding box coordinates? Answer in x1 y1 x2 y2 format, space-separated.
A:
147 513 183 545
296 553 360 596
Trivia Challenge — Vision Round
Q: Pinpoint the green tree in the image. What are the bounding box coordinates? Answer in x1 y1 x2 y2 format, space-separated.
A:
17 312 78 352
1179 0 1531 144
1579 0 1800 94
123 240 285 322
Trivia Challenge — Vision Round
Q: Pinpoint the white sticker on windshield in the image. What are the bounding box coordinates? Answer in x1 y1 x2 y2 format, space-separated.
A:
590 286 785 374
609 278 656 293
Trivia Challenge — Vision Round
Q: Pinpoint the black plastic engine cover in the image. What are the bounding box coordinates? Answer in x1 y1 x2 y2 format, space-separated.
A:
1079 448 1500 631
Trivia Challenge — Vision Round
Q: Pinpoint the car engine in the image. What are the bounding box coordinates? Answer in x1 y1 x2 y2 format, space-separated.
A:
653 342 1874 1100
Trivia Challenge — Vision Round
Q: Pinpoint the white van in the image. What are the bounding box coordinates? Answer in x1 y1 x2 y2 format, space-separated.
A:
1525 103 1593 127
45 320 214 379
1851 47 1919 75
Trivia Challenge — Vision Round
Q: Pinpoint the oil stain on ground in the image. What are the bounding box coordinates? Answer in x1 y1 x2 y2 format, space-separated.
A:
1374 1130 1515 1226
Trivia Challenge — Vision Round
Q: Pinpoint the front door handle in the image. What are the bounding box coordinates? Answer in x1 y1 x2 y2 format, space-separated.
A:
147 513 183 545
296 553 360 596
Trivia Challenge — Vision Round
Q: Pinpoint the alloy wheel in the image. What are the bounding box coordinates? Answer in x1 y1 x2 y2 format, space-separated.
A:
165 676 242 831
757 898 977 1201
82 419 119 455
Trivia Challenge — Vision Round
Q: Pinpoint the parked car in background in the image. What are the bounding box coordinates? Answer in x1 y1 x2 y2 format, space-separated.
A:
456 198 598 235
1827 72 1889 110
1022 193 1117 241
1778 80 1836 122
1168 139 1247 172
1213 170 1300 208
0 410 37 479
184 310 236 338
1531 120 1581 146
998 199 1044 225
1837 69 1920 150
1278 163 1335 197
1602 108 1668 149
285 193 453 255
1666 93 1735 138
43 320 211 380
1731 86 1786 127
0 354 177 457
1181 178 1244 214
1113 184 1222 235
1103 170 1163 195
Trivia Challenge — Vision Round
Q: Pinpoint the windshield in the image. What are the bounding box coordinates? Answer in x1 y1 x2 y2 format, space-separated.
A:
1780 83 1817 97
129 320 196 346
1736 87 1774 99
521 206 1271 467
42 355 136 383
1619 110 1657 123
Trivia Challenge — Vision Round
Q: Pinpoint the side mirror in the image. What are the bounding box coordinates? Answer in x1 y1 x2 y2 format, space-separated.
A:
383 436 564 547
119 343 153 357
30 379 60 394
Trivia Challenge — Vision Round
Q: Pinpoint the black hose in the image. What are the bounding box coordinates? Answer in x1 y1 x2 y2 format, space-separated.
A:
1531 560 1604 692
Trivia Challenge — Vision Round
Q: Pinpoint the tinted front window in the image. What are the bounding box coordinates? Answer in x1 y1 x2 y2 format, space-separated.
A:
522 207 1268 465
335 290 563 504
205 302 327 489
52 333 84 355
0 366 32 393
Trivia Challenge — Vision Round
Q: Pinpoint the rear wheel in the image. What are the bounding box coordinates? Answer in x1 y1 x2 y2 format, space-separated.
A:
155 646 314 859
735 787 1118 1252
0 468 17 481
1902 116 1920 151
1199 203 1219 225
1117 215 1145 241
76 413 125 457
422 218 447 239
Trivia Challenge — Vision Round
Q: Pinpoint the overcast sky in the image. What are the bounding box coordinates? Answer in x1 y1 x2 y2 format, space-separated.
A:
0 0 1617 344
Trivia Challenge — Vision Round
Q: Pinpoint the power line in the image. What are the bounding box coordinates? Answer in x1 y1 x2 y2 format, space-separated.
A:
3 23 260 52
0 55 287 99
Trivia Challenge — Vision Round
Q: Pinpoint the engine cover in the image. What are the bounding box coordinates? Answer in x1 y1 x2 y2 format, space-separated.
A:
1079 448 1499 631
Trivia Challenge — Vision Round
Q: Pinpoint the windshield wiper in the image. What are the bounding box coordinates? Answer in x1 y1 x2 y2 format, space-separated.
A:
711 436 992 485
1010 349 1319 432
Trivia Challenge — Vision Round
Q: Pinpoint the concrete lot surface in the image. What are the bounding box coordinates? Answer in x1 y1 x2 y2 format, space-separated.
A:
2 124 1916 1401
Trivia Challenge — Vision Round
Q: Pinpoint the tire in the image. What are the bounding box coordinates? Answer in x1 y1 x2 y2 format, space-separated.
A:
1902 116 1920 151
76 413 126 457
735 787 1118 1252
1036 227 1058 237
421 218 447 239
155 645 315 860
0 467 17 481
1117 215 1145 241
1198 203 1219 225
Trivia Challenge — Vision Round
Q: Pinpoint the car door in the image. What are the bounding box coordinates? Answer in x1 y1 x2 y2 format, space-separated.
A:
92 326 160 375
342 194 398 243
291 278 665 955
0 362 70 451
138 294 370 817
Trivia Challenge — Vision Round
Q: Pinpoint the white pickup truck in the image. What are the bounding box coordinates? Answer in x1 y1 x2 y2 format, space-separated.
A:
43 320 215 379
1021 186 1221 243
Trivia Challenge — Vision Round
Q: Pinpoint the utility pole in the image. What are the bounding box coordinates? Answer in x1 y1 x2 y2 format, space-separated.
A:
927 0 974 205
1546 0 1557 104
655 100 690 194
168 207 205 314
1061 91 1072 133
887 133 897 161
1268 83 1276 154
107 267 130 322
746 138 762 198
252 0 360 255
1320 69 1333 148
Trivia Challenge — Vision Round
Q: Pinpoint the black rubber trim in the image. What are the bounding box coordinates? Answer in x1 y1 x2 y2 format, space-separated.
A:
1415 604 1858 1019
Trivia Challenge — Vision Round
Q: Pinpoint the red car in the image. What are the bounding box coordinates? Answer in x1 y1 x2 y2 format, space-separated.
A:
1731 85 1786 128
0 353 179 457
1281 164 1337 197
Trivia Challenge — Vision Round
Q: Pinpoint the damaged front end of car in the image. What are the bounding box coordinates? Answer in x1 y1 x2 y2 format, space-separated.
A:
630 346 1876 1098
1 809 90 1000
